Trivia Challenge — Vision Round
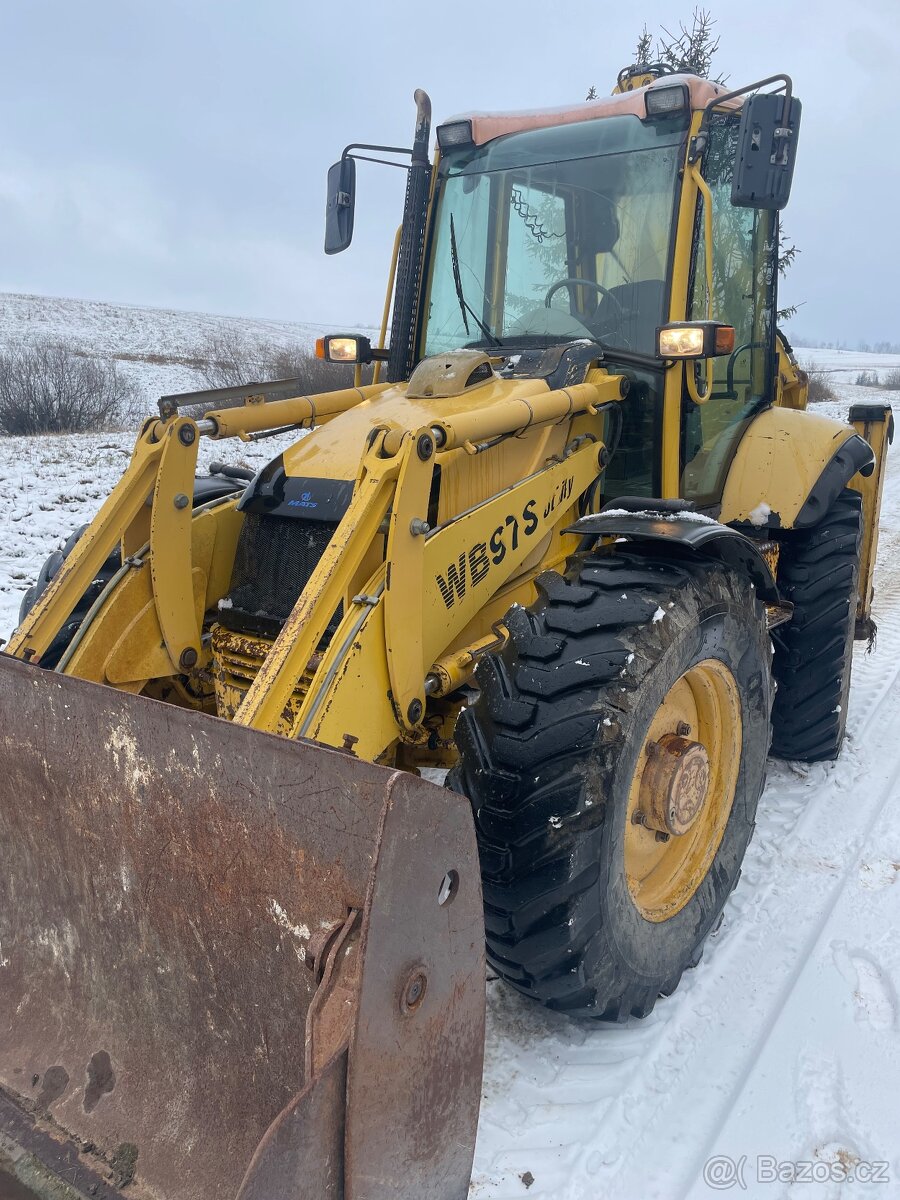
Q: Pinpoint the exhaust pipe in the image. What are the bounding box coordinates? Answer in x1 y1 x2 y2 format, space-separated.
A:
386 90 432 385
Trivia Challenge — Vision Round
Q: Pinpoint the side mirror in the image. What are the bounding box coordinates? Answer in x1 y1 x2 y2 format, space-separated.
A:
731 92 801 210
325 157 356 255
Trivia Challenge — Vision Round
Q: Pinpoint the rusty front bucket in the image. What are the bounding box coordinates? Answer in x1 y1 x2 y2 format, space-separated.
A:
0 654 484 1200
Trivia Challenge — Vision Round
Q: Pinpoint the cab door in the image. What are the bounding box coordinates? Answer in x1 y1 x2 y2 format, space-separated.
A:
680 113 779 508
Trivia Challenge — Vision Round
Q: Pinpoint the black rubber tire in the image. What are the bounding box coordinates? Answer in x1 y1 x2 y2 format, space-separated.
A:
450 550 772 1020
770 489 862 762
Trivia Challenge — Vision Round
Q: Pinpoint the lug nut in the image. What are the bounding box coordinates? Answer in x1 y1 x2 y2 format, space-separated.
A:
409 517 431 536
174 493 190 509
676 721 691 737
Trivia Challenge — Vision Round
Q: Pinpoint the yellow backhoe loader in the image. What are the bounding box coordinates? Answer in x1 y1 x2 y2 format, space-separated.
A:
0 63 892 1199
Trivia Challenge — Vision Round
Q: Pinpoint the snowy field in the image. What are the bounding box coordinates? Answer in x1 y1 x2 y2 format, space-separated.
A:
795 346 900 379
0 346 898 1197
0 291 377 411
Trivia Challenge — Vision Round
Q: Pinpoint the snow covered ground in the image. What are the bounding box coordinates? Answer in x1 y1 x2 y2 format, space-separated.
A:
795 346 900 380
0 345 898 1197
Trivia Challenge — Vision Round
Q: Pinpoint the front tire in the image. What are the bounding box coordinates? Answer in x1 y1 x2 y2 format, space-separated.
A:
451 551 772 1020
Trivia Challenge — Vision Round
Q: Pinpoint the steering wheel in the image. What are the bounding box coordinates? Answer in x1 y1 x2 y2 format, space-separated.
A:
545 277 625 321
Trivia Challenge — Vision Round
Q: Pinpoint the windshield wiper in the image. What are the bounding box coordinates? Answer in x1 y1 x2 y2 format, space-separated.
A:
449 213 501 348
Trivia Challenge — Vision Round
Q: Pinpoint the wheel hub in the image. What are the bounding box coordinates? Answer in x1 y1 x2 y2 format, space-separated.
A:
637 733 711 837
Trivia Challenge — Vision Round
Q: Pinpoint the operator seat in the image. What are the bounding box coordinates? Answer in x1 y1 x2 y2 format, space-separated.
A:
595 279 666 354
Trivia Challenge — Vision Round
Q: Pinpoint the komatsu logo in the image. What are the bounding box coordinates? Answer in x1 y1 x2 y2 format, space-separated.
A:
435 480 577 610
288 490 318 510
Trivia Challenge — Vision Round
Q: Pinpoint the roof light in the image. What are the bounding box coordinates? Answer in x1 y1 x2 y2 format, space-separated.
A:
645 85 689 117
436 120 474 151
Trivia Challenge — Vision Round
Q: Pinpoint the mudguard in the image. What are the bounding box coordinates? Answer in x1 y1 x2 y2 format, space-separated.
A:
718 407 874 530
569 502 779 602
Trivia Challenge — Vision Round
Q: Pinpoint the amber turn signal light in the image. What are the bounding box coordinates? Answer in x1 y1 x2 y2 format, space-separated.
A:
657 321 735 360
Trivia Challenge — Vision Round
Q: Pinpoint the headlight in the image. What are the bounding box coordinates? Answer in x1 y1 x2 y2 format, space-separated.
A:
657 322 735 359
316 335 374 365
436 120 474 150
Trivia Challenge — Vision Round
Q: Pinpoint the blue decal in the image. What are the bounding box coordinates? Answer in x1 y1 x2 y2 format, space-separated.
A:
288 492 319 509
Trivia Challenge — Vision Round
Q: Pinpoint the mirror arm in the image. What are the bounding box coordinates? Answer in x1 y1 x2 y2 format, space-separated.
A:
688 73 793 165
341 144 415 171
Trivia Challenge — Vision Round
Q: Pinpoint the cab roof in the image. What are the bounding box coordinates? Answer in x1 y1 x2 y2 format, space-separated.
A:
451 74 740 148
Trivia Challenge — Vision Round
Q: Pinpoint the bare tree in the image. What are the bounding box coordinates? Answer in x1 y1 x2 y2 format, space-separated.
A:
801 363 839 404
0 341 138 436
197 329 368 395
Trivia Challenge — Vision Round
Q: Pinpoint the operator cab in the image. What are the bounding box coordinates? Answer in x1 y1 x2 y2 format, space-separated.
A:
323 69 800 510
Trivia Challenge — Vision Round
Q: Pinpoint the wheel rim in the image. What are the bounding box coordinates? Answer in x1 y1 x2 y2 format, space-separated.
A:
624 658 742 922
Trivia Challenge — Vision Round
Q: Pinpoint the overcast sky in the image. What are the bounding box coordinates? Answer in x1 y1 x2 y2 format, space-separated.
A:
0 0 896 346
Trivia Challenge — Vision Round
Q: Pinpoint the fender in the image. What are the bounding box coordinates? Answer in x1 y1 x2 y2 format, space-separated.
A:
718 407 874 530
569 497 778 602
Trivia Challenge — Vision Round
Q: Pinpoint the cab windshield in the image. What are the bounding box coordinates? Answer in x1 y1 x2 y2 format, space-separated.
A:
422 112 687 358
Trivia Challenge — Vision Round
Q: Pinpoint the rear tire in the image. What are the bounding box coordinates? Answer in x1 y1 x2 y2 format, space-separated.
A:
770 489 862 762
451 551 772 1020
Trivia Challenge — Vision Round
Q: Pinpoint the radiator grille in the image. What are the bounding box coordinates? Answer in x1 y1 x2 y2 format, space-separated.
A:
221 512 341 636
210 625 312 731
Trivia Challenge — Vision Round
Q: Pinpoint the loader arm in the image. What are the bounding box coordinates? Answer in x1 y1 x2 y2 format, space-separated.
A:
6 386 385 675
232 374 623 752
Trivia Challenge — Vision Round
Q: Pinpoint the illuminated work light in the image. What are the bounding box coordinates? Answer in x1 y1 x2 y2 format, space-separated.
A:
657 322 735 359
315 335 389 365
644 85 689 117
436 120 474 151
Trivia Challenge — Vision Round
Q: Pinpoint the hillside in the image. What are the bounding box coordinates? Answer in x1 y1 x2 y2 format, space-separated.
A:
0 290 897 418
0 291 377 409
